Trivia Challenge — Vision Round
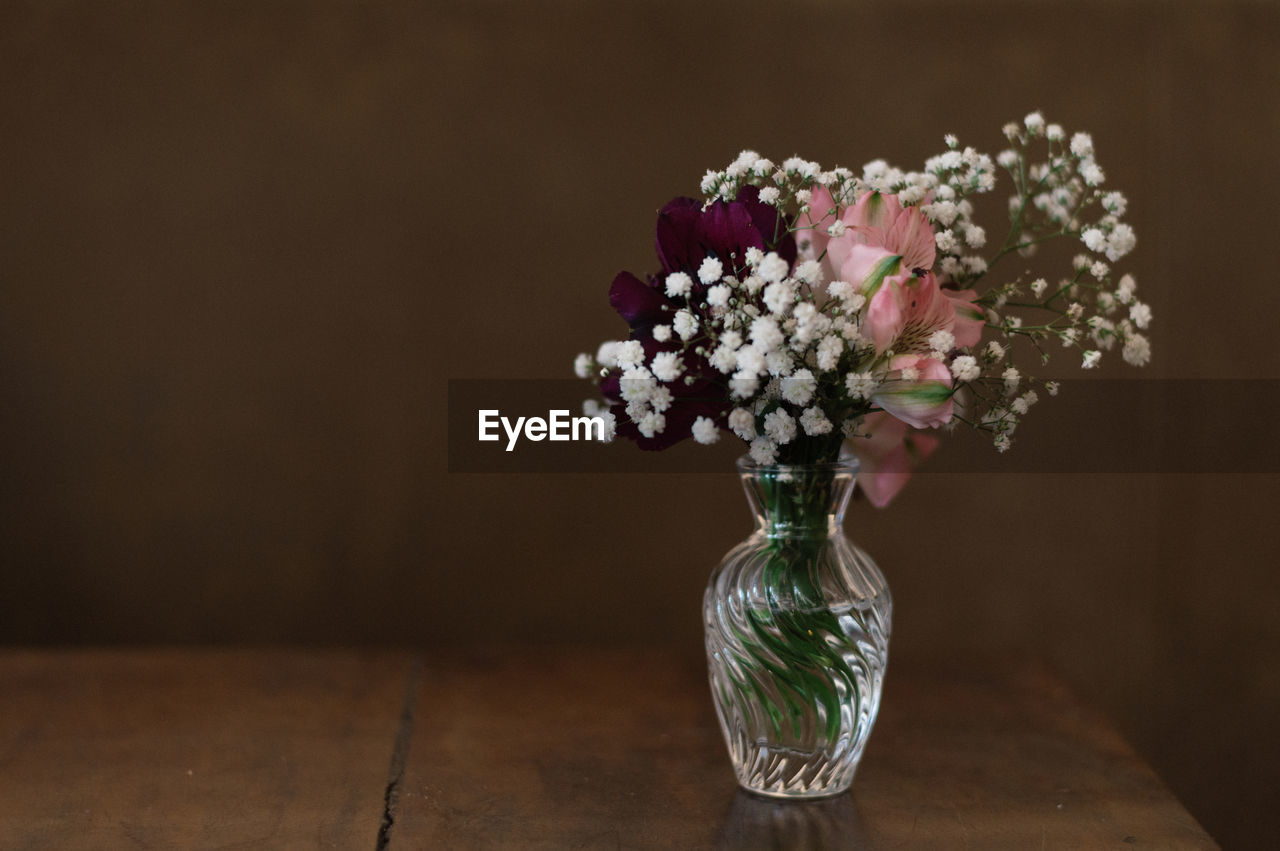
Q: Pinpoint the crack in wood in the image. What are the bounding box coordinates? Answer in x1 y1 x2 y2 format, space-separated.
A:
376 655 423 851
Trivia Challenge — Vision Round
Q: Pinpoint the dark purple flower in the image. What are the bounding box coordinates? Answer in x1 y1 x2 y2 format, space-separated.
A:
654 186 796 285
599 185 796 451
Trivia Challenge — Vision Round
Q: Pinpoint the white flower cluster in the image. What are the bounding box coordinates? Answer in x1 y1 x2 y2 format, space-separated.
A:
577 114 1151 462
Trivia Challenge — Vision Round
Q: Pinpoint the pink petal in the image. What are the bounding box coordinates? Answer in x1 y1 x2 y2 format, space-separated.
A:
872 355 955 429
945 288 985 348
884 205 937 272
847 411 940 507
798 186 838 271
845 190 901 235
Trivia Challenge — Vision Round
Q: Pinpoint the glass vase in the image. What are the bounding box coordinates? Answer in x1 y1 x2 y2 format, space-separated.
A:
703 455 891 799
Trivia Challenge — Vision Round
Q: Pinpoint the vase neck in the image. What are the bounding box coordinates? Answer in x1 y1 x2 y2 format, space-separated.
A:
739 458 859 541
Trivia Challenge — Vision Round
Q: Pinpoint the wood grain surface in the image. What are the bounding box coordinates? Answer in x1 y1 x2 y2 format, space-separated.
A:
0 648 1216 849
395 650 1216 849
0 649 411 849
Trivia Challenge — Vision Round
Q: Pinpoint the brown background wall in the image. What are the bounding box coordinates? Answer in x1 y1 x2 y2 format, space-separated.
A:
1 1 1277 847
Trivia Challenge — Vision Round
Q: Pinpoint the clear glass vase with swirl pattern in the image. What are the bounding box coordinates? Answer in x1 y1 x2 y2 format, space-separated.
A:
704 455 891 799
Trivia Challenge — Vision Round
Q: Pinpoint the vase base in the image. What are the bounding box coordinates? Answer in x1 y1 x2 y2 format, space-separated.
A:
728 743 860 801
737 783 852 802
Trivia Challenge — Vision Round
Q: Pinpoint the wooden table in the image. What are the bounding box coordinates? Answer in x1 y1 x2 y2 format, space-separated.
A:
0 648 1215 849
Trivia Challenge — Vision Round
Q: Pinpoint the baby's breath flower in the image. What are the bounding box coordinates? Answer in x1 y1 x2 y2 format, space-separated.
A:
794 259 823 285
750 316 785 354
1002 367 1020 393
758 186 781 205
928 329 955 356
1088 316 1117 349
736 344 766 376
730 371 759 399
1080 160 1105 186
706 284 731 308
1106 224 1136 261
1102 191 1128 216
762 409 797 445
691 416 720 445
1129 302 1152 329
728 407 756 440
648 385 673 412
985 341 1007 361
845 371 876 400
709 344 737 373
574 353 593 379
665 271 693 298
1024 111 1045 134
698 256 724 285
1045 381 1060 396
1082 228 1107 253
766 349 793 376
617 340 645 368
781 369 817 406
816 335 844 371
749 436 778 465
1030 278 1048 298
950 355 980 382
799 407 833 436
758 252 789 284
1011 390 1038 415
1116 274 1137 304
825 280 852 303
923 200 958 226
1070 132 1094 158
650 351 683 382
636 410 666 438
673 309 698 341
1082 350 1102 369
762 281 794 316
595 341 621 369
1122 333 1151 366
652 325 672 343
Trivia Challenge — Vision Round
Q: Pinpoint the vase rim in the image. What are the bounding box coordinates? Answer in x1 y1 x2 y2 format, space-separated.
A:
734 454 860 475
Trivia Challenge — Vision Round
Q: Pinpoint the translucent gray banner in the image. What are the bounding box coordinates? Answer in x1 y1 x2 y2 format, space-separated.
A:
447 379 1279 474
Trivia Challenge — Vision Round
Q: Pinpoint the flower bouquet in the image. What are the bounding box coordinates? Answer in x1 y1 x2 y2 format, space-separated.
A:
574 113 1149 798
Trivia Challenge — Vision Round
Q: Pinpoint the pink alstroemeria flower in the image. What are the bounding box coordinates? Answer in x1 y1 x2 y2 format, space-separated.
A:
872 354 954 429
801 187 983 357
848 411 941 508
801 187 936 281
858 268 984 355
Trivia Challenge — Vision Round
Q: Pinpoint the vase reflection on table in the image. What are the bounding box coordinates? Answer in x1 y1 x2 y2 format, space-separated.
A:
703 456 890 799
